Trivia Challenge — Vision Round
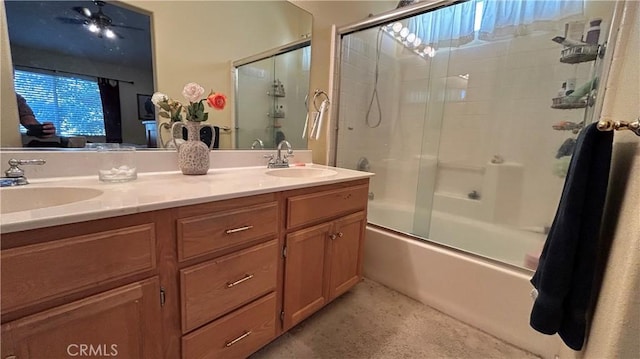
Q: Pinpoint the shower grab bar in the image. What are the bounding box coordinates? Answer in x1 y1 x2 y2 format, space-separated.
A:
596 117 640 136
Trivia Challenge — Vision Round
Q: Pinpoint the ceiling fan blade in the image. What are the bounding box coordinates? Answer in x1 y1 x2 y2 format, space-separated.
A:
110 23 145 31
72 6 92 18
56 17 86 25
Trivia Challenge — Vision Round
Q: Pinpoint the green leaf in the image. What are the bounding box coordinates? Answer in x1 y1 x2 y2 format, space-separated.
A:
158 112 169 118
159 103 171 111
203 113 209 122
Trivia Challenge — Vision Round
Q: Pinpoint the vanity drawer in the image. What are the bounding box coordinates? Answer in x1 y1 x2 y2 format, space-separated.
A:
1 223 156 316
177 202 278 261
287 184 369 229
180 240 278 333
182 292 276 359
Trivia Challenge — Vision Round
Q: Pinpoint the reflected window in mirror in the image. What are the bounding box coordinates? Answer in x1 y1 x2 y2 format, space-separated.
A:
4 0 153 148
14 69 105 138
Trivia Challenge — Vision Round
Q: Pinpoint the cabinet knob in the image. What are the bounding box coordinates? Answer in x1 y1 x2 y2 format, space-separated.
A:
6 356 17 359
329 233 337 240
337 232 343 238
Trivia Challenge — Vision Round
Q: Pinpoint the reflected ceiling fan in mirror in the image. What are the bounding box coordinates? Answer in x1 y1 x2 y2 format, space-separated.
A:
56 0 143 39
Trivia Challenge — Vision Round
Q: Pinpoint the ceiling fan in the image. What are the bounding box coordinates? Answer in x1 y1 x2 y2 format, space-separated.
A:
56 0 144 39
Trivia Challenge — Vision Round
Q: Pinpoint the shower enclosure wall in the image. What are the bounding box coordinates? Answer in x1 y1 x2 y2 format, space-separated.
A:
234 41 310 150
335 0 615 270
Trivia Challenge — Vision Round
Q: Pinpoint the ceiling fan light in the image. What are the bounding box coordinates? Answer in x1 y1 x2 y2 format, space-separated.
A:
88 23 99 33
104 28 116 39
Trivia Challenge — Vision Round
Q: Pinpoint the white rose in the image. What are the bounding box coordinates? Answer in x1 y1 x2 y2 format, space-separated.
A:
151 92 167 106
182 83 205 103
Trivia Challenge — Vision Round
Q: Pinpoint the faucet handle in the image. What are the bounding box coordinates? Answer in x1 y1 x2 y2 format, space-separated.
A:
5 158 46 178
263 154 275 164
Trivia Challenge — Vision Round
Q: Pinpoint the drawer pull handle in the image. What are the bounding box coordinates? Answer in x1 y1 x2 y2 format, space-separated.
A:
227 274 254 288
225 225 254 234
225 331 252 347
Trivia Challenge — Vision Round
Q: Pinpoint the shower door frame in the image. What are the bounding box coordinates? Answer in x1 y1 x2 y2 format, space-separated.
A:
328 0 463 166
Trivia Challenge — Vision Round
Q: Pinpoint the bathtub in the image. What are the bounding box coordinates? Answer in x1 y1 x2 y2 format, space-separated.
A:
367 201 545 268
364 201 561 358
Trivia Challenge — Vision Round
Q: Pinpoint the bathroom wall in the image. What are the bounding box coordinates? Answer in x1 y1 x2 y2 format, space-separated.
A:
0 1 20 147
560 1 639 357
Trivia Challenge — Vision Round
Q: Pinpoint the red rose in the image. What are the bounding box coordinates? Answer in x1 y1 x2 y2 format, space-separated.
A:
206 93 226 110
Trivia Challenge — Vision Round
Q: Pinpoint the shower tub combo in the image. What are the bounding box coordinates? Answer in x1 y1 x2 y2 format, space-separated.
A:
332 1 617 358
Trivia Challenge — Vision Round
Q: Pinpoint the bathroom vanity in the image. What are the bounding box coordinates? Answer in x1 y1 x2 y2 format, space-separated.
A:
0 165 371 358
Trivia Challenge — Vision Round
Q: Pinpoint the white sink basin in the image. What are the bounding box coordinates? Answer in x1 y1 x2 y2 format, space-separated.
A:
0 187 104 214
266 167 338 178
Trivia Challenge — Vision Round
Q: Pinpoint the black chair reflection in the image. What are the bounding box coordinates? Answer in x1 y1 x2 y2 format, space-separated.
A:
182 126 220 149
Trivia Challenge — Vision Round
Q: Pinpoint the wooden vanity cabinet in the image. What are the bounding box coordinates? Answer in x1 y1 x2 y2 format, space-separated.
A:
175 193 280 359
281 180 368 331
0 211 168 359
0 177 369 359
1 278 163 359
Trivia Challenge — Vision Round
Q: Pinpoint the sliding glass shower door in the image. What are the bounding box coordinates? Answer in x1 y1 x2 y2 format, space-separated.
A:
335 0 616 269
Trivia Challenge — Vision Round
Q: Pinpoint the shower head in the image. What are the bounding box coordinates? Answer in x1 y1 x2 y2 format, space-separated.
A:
396 0 419 9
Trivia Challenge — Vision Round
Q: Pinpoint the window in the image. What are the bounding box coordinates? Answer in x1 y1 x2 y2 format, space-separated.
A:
14 70 105 136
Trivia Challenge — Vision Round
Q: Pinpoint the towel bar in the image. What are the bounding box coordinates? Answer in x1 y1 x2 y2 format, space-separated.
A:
596 118 640 136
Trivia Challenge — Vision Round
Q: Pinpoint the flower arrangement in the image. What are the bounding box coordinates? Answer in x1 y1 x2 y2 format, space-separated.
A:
152 82 226 123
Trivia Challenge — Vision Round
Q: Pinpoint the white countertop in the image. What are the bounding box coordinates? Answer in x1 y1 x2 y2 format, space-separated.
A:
0 164 373 234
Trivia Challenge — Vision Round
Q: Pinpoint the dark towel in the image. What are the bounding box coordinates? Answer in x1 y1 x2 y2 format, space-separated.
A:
530 123 613 350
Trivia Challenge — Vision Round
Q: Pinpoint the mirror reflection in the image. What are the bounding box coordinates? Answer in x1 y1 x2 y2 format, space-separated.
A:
1 0 312 150
235 41 310 150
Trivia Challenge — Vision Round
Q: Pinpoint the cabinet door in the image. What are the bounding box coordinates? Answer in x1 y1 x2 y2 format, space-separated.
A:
328 211 366 300
282 222 332 331
1 277 162 359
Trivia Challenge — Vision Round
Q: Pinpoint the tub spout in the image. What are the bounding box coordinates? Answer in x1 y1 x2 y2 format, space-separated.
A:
467 190 481 200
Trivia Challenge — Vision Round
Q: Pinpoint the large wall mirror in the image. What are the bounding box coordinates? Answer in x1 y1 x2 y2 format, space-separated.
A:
0 0 312 150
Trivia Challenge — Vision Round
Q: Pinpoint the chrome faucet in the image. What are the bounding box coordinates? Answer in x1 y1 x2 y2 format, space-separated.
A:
265 140 293 168
251 138 264 150
2 158 46 186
